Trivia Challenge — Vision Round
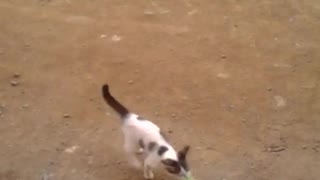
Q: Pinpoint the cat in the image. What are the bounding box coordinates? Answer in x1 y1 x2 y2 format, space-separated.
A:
101 84 191 180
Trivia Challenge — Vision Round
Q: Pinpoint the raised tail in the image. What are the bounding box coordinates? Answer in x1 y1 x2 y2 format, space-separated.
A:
102 84 129 119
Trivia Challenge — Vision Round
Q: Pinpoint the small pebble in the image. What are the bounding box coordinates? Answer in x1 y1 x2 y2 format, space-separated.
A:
22 104 29 109
116 160 122 165
168 130 173 134
100 34 107 38
144 10 154 15
85 150 92 156
88 157 94 165
273 63 292 68
221 55 227 59
217 73 230 79
302 145 308 149
171 113 176 117
159 9 170 14
102 162 110 167
289 17 294 22
63 114 71 118
274 95 286 107
154 112 159 116
64 145 79 154
188 9 198 16
206 146 214 150
111 35 122 42
228 104 234 110
128 80 134 84
267 87 272 91
10 80 19 86
13 73 21 78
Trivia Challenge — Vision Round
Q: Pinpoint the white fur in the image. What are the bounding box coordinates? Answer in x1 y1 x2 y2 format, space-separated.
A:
121 113 178 179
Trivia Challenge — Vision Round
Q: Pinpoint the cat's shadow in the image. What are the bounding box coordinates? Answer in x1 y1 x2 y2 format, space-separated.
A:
91 153 175 180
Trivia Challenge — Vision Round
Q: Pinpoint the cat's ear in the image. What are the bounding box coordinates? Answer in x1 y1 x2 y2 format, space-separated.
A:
178 145 191 171
178 145 190 159
183 145 190 154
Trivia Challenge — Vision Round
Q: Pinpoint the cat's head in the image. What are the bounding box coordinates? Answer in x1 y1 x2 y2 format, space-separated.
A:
161 145 191 178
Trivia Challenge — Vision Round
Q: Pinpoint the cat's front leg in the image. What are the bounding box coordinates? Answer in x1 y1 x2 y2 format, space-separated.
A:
136 148 144 155
124 139 142 169
143 155 155 179
143 164 154 180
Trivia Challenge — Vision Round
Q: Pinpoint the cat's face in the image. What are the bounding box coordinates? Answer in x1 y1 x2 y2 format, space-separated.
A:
161 145 191 178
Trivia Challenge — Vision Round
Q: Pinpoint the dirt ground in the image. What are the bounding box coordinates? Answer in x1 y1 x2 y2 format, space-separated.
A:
0 0 320 180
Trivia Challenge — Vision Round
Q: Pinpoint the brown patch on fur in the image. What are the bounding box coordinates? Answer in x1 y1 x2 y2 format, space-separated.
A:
137 116 144 120
148 141 157 151
158 145 168 156
138 139 145 149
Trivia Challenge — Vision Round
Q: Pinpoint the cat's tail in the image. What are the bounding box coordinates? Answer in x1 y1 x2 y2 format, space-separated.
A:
102 84 129 119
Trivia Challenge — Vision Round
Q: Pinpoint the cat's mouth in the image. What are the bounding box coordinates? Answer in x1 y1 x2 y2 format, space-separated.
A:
180 171 192 180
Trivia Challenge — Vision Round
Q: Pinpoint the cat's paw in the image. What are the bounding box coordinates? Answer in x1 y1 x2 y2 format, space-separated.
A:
136 148 144 155
144 171 154 180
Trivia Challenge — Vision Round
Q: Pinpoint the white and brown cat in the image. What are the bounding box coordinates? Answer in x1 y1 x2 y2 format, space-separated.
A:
101 84 191 180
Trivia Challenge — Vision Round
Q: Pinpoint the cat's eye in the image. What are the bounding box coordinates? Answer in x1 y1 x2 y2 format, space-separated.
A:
165 165 180 174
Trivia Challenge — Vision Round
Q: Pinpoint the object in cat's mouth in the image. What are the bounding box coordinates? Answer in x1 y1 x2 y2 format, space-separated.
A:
181 171 194 179
101 84 192 180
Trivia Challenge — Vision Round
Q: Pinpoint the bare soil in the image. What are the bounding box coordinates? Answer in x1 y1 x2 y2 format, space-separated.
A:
0 0 320 180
